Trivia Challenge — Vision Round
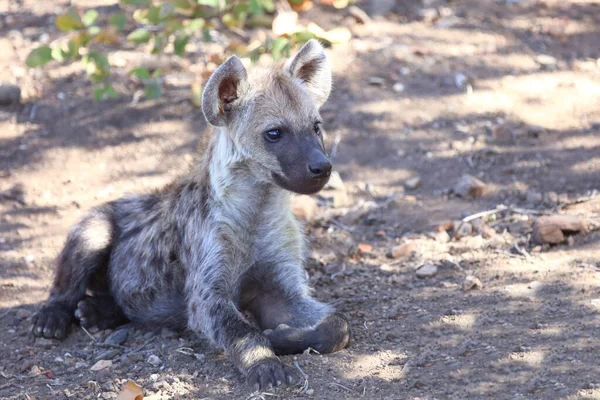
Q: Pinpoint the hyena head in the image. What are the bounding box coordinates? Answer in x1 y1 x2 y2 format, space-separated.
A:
201 39 333 195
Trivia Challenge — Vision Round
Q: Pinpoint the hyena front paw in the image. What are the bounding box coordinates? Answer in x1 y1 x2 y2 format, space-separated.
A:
247 358 294 391
74 295 127 332
32 303 73 339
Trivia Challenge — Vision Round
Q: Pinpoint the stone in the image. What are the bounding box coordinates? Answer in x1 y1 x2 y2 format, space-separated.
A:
416 264 438 279
147 355 162 367
435 230 451 243
480 225 496 239
104 329 128 346
357 243 373 254
35 338 54 348
463 276 483 291
453 221 473 239
95 349 121 361
90 360 112 371
290 194 318 222
491 124 514 143
453 174 486 198
0 83 21 105
404 176 421 190
348 6 371 24
388 241 419 259
532 215 589 245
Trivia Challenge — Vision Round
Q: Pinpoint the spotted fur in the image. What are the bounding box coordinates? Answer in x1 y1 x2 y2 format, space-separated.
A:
32 40 350 389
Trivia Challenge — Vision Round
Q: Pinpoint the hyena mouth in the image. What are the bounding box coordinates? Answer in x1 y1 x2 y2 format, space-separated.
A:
271 172 328 195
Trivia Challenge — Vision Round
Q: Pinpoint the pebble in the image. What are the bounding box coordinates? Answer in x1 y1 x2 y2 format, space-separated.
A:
90 360 112 371
453 174 486 198
147 354 162 367
393 82 405 93
416 264 438 279
0 83 21 105
104 329 128 346
35 338 54 348
532 215 589 245
453 221 473 239
388 241 419 259
462 275 483 291
95 349 121 361
404 176 421 190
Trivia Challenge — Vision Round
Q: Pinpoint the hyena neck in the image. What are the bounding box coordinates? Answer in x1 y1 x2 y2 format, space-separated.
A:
188 127 290 216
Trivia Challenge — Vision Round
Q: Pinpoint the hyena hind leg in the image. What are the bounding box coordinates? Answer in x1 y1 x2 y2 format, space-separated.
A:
74 294 129 332
32 205 115 339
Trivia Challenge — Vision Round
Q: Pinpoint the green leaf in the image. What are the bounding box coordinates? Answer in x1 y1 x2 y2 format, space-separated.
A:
151 69 161 79
152 34 168 54
109 13 127 30
190 82 202 107
88 26 101 36
130 67 150 80
66 39 79 59
185 18 204 33
145 83 162 99
146 6 161 24
104 84 118 99
249 0 263 14
51 46 67 62
202 28 211 42
120 0 151 5
26 46 53 67
56 14 83 31
174 34 189 56
82 9 99 27
260 0 275 12
127 28 152 43
93 87 105 101
172 0 194 9
197 0 219 7
270 37 290 61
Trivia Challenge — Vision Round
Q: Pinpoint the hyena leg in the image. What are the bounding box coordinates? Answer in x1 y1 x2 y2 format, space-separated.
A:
74 294 128 332
242 282 351 356
32 205 114 339
187 289 294 390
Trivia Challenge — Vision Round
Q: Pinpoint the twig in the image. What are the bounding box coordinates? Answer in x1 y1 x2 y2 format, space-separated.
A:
80 326 96 342
462 205 507 223
329 382 356 392
293 360 310 394
118 337 156 362
328 219 354 233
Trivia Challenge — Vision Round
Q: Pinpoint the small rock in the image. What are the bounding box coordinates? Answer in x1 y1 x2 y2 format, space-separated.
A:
0 83 21 105
453 174 486 198
535 54 558 69
416 264 438 279
532 215 589 245
101 381 115 391
404 176 421 190
290 194 318 223
104 329 128 346
368 77 385 86
491 124 514 143
90 360 112 371
392 82 405 93
30 365 42 375
357 243 373 254
454 72 469 89
24 255 35 263
95 349 121 361
35 338 54 348
348 6 371 24
480 225 496 239
147 355 162 367
463 276 483 291
388 241 419 258
435 230 451 243
127 352 145 362
453 221 473 239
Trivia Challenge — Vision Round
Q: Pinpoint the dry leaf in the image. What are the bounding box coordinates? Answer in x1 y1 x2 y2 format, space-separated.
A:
289 0 313 12
116 380 143 400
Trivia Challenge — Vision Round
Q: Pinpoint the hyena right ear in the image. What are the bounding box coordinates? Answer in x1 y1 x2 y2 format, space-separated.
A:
202 55 248 127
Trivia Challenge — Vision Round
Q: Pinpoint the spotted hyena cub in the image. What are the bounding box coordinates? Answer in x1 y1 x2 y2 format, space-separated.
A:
32 40 350 389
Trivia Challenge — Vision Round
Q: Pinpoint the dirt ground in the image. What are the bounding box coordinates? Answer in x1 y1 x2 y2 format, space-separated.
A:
1 0 600 399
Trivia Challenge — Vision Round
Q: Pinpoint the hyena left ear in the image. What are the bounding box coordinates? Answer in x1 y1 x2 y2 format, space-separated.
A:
287 39 332 107
202 55 248 127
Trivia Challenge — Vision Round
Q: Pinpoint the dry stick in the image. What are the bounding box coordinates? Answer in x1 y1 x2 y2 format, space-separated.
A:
80 326 96 342
329 382 356 393
293 360 310 394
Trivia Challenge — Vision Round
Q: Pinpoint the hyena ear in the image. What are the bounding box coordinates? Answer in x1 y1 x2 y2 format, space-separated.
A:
202 55 248 127
287 39 332 107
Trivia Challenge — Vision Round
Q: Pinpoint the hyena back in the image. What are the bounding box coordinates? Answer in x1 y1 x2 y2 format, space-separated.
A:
32 40 350 389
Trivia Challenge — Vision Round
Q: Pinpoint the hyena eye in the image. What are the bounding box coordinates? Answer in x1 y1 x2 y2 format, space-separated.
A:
314 122 322 136
264 129 281 143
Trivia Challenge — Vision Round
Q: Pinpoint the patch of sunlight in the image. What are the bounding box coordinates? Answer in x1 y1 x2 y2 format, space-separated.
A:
431 313 477 330
504 281 543 298
567 388 600 400
538 326 564 337
570 157 600 174
500 349 546 367
342 350 409 382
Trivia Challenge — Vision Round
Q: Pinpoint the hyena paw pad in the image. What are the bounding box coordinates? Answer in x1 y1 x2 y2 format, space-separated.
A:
32 304 72 339
247 358 294 391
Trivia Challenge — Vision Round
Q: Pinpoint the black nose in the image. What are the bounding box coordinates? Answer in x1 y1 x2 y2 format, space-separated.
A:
308 158 332 178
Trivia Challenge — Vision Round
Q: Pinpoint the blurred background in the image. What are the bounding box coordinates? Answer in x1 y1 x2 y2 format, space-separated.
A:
1 0 600 399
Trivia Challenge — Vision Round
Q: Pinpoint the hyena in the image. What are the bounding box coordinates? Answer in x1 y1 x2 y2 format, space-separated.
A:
32 39 350 389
